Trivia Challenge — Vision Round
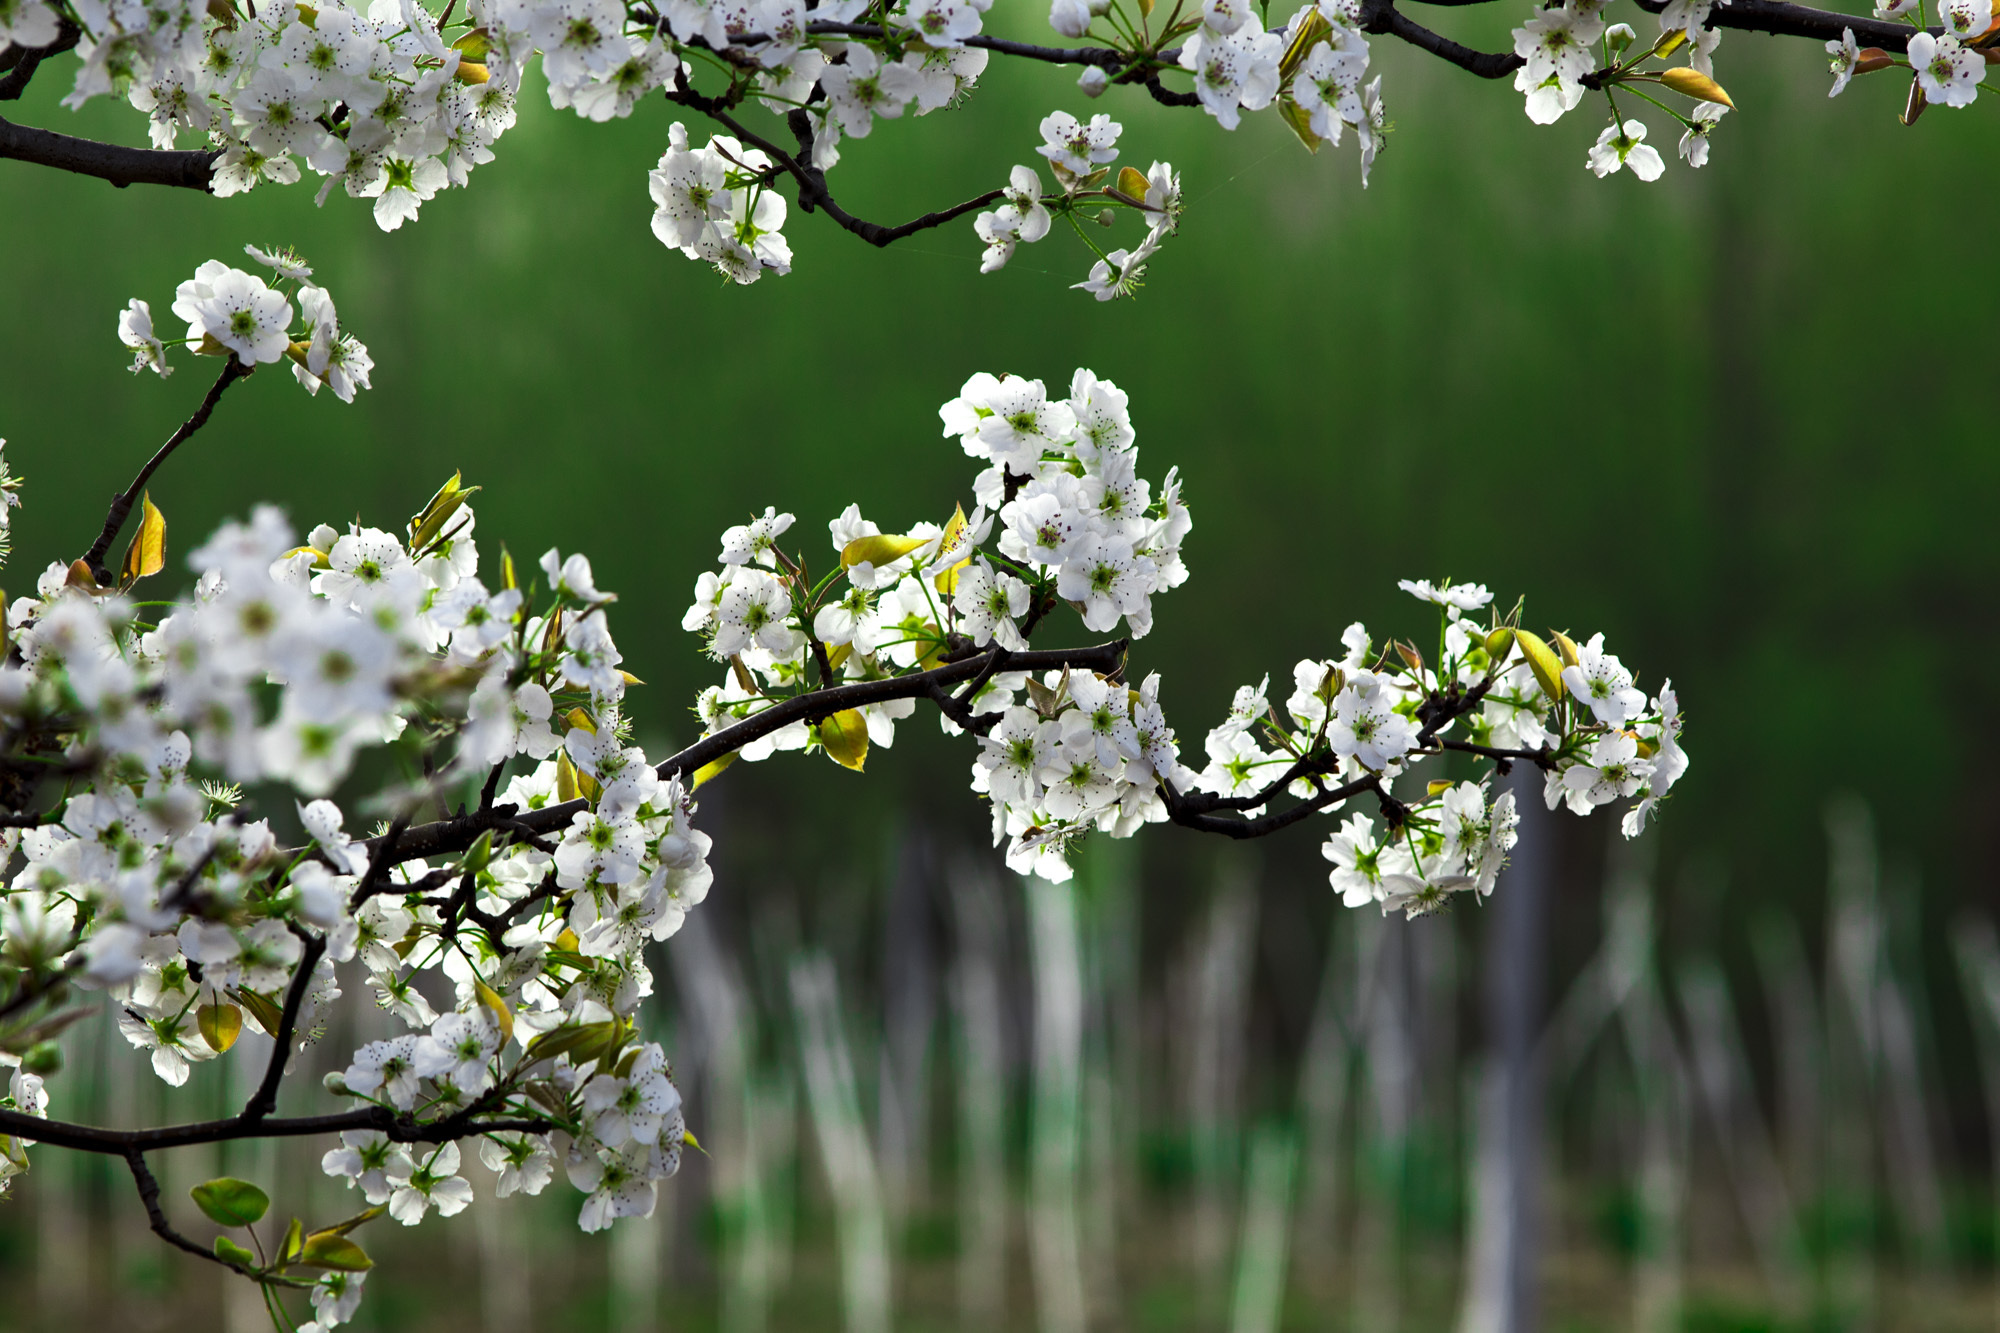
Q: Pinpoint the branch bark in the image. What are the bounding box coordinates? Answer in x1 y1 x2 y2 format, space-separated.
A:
0 113 219 190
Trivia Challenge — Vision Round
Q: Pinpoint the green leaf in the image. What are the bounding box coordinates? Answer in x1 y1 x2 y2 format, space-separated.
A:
1513 630 1566 705
198 1003 242 1054
297 1233 374 1272
212 1235 260 1270
191 1177 270 1227
840 533 927 569
121 492 167 584
281 1216 304 1265
233 988 285 1039
818 709 869 773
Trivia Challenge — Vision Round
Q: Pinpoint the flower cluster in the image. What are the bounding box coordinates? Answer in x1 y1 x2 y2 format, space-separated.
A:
118 247 373 400
8 0 1396 295
1512 0 1995 181
678 367 1194 880
648 123 792 285
1183 579 1686 917
972 114 1186 300
0 324 1689 1329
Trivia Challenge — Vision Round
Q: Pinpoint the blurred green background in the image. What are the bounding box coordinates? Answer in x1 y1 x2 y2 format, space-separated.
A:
2 10 1998 1328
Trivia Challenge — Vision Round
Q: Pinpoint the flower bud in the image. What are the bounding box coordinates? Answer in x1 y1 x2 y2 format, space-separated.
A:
1605 22 1635 54
1483 627 1514 660
323 1071 352 1095
1078 66 1109 97
1096 210 1116 227
1088 0 1111 14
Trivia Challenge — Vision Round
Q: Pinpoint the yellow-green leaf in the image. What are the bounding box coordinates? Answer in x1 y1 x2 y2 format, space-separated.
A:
1426 779 1454 796
1276 97 1326 154
1483 627 1515 661
297 1233 374 1272
450 24 491 57
841 533 927 570
683 1128 709 1156
281 1216 305 1265
1279 7 1333 80
409 471 481 554
930 504 973 595
1658 66 1735 108
213 1236 259 1270
280 545 331 569
1514 630 1566 704
564 707 595 735
234 988 285 1038
191 1177 270 1227
1551 631 1582 669
692 751 737 789
475 978 515 1044
819 709 869 772
500 545 518 592
1652 26 1688 57
198 1003 242 1054
121 493 167 584
1115 166 1150 201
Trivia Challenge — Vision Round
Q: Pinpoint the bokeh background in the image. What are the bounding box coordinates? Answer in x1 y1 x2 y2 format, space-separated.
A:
3 8 1999 1329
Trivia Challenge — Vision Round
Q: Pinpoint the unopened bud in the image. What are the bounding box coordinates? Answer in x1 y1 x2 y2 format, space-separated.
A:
1484 627 1514 660
1605 22 1635 54
1087 0 1111 14
1096 210 1116 227
322 1072 352 1094
1551 631 1581 669
1078 66 1108 97
1902 74 1927 124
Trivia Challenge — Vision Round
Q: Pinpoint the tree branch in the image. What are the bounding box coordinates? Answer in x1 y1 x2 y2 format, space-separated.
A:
82 358 250 582
360 639 1131 868
125 1147 238 1269
0 113 218 191
0 21 80 101
1 1101 554 1155
238 928 326 1123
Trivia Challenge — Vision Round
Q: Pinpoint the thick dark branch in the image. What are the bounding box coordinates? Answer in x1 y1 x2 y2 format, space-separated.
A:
1362 0 1523 78
0 113 218 190
771 21 1126 66
0 21 80 100
238 929 325 1122
2 1102 554 1155
675 102 1005 248
1439 737 1554 770
1165 773 1383 840
126 1148 236 1268
1633 0 1929 51
82 359 249 582
366 641 1129 868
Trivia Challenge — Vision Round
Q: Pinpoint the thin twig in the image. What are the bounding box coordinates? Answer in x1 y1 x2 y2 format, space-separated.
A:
82 359 250 581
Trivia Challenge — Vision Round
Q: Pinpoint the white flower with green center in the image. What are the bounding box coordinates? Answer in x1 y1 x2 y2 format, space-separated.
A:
1559 732 1655 813
1560 632 1645 725
387 1141 474 1225
170 260 294 365
1909 31 1985 107
952 560 1030 649
1586 119 1665 181
321 1129 411 1204
1328 669 1416 771
820 45 926 137
415 1011 503 1094
480 1133 556 1198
